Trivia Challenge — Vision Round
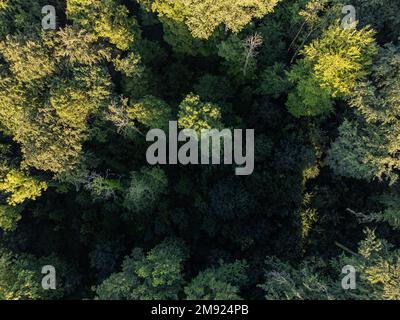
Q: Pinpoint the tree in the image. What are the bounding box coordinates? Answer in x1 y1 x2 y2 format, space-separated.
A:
67 0 140 50
0 30 113 174
89 240 125 281
95 239 187 300
326 119 389 182
0 0 399 302
178 94 223 132
301 23 377 98
139 0 280 39
243 32 263 76
127 95 172 130
48 27 112 66
327 44 400 184
193 74 234 103
0 170 47 206
0 205 23 232
332 229 400 300
286 60 333 117
123 167 168 216
84 172 123 201
0 249 76 300
259 229 400 300
372 192 400 230
346 0 400 43
0 34 55 84
0 0 61 37
160 17 219 56
184 261 248 300
258 63 291 99
258 256 334 300
0 249 42 300
286 22 377 117
218 34 257 79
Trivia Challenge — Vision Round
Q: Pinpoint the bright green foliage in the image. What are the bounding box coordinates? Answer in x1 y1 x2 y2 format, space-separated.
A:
123 167 168 215
184 0 279 39
286 60 333 117
0 205 23 231
48 27 112 66
135 2 217 56
67 0 140 50
0 30 112 174
184 261 248 300
178 94 223 132
114 52 153 99
128 96 172 129
0 170 47 206
302 23 378 97
95 239 187 300
286 22 377 117
113 52 144 77
139 0 280 39
0 0 399 302
49 67 112 129
0 35 55 84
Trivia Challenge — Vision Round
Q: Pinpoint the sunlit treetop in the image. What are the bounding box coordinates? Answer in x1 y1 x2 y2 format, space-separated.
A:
0 28 113 174
178 94 224 132
138 0 280 39
302 22 378 97
67 0 140 50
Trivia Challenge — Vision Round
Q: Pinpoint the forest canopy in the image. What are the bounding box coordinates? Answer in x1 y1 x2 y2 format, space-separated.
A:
0 0 400 300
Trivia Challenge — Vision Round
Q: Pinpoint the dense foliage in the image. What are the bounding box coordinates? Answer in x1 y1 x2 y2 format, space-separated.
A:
1 0 400 300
